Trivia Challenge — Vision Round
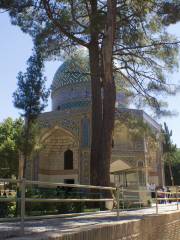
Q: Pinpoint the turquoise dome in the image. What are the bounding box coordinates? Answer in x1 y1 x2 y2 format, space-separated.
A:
51 59 90 92
51 58 129 111
51 59 91 111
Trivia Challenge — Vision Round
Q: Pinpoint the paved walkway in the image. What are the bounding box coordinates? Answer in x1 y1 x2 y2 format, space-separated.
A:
1 203 179 239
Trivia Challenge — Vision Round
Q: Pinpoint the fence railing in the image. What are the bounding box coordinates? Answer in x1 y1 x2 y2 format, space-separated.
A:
155 187 180 214
0 178 179 236
0 178 117 235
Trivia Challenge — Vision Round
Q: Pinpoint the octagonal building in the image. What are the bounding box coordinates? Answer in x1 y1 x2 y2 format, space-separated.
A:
27 58 165 188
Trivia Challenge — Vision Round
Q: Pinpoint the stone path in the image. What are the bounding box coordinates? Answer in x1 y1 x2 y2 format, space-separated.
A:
0 203 179 239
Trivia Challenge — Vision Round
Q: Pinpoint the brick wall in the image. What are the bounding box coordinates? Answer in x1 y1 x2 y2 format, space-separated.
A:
57 211 180 240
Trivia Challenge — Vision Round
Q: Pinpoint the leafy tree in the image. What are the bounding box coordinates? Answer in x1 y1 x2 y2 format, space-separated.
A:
162 122 177 186
164 148 180 186
0 117 24 178
13 50 49 178
1 0 180 185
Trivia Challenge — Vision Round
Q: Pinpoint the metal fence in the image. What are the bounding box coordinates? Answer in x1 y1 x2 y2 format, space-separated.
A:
155 187 180 214
0 178 116 235
0 178 179 236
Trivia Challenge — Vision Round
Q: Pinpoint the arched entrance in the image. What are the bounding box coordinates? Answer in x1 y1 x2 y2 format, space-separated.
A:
38 126 79 183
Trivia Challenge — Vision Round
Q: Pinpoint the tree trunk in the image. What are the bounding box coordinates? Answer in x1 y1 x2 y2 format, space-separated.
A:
23 118 31 179
100 82 116 186
100 0 117 186
89 0 102 186
89 47 102 186
168 159 174 186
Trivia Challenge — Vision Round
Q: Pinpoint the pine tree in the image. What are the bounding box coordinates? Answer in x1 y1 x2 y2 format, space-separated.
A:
13 50 49 178
159 0 180 26
162 122 177 186
1 0 180 185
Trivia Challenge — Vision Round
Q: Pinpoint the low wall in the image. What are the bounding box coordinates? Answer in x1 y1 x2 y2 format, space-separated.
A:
58 211 180 240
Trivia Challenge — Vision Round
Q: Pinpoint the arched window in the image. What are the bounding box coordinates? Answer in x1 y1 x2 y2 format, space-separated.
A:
64 150 73 170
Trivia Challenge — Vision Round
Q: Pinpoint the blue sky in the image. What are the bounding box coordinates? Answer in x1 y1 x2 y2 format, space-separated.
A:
0 13 180 146
0 13 60 118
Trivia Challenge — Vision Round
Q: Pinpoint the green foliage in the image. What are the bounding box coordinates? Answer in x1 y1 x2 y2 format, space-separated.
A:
1 0 180 186
162 122 177 155
12 50 49 177
1 0 179 116
114 1 180 115
18 122 41 162
13 50 49 121
0 198 17 218
165 149 180 185
0 201 8 218
25 187 86 216
0 117 24 178
162 122 180 185
159 0 180 26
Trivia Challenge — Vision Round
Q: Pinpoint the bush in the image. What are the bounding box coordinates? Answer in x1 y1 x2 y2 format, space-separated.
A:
23 187 104 216
25 187 73 215
0 197 16 218
72 202 85 213
0 201 8 217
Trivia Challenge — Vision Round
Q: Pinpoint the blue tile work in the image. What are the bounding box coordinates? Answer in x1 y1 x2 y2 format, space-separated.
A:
81 116 90 147
60 101 91 110
51 59 91 111
52 82 91 111
38 115 80 138
52 59 90 91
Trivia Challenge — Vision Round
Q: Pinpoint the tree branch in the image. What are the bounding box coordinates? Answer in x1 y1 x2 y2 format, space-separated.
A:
42 0 89 48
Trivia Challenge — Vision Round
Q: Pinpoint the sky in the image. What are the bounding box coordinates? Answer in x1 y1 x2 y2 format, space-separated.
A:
0 12 180 146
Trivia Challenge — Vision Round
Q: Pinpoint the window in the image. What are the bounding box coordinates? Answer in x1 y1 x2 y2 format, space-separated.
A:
64 149 73 170
137 161 144 168
64 179 74 184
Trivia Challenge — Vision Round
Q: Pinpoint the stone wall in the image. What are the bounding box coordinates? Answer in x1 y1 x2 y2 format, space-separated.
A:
57 211 180 240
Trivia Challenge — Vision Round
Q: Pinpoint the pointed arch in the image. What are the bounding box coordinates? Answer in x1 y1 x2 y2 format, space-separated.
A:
40 125 78 145
64 149 73 170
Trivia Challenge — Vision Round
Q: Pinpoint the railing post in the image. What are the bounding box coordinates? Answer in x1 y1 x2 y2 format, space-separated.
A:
155 190 158 214
116 187 120 219
176 186 179 211
20 178 25 235
122 186 124 210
